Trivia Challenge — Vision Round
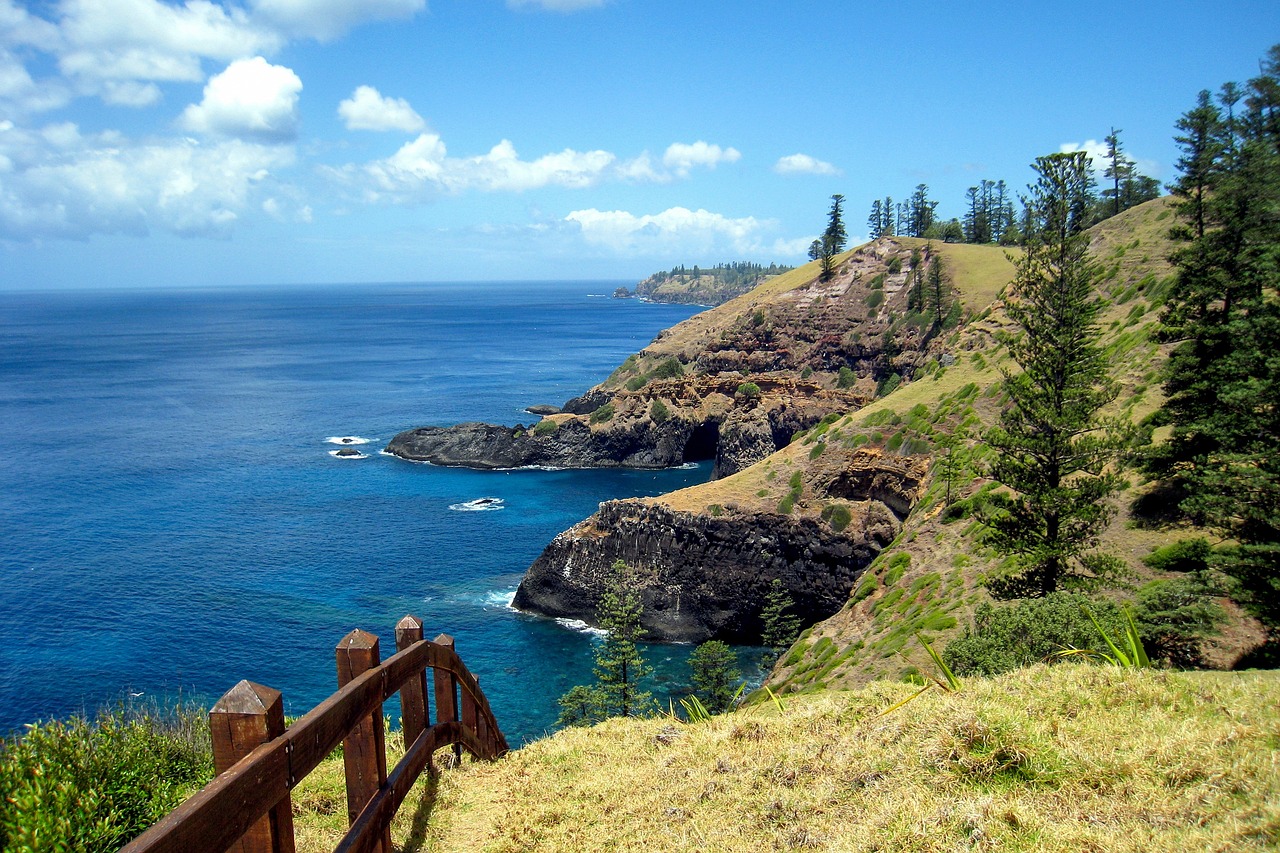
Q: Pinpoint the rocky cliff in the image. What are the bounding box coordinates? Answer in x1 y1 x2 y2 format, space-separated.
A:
387 239 960 479
512 446 931 642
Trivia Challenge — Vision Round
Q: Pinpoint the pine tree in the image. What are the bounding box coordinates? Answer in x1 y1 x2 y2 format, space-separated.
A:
688 640 741 713
925 252 948 328
556 559 653 726
1145 48 1280 635
760 578 801 654
1102 127 1135 218
867 199 884 239
819 194 847 282
982 151 1130 598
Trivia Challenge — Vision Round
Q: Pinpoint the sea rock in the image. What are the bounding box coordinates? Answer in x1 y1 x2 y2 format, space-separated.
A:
512 499 901 644
386 418 691 470
525 404 561 416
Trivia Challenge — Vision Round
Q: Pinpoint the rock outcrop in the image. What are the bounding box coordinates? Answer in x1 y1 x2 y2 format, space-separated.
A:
513 447 931 642
386 239 955 479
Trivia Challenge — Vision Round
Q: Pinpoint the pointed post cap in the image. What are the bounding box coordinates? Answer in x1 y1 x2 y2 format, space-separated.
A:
211 679 282 716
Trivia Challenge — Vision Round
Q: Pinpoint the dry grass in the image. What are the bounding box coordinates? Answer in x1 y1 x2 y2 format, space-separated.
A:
340 666 1280 852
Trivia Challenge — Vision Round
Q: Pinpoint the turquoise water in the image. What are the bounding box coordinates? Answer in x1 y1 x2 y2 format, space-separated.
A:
0 283 757 744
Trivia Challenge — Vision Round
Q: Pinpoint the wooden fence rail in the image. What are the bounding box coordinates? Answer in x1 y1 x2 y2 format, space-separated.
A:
121 615 508 853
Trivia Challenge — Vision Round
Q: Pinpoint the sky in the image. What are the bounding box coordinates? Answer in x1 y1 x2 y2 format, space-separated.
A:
0 0 1275 290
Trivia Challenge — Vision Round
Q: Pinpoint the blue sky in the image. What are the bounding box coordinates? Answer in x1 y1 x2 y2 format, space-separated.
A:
0 0 1274 289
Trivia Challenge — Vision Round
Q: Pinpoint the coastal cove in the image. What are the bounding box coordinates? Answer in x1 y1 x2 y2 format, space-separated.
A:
0 282 763 745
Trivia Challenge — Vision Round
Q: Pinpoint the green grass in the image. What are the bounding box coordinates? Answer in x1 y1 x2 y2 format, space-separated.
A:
399 666 1280 852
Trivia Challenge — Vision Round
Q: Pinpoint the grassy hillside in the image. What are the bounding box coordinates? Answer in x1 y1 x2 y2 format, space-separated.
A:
290 666 1280 851
632 197 1264 692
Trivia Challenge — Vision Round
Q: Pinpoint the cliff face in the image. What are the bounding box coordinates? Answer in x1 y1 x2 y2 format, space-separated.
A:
387 239 953 479
512 447 931 642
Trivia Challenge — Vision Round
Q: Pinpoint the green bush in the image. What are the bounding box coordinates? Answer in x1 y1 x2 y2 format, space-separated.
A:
877 372 902 397
590 403 616 424
943 587 1224 676
649 398 670 424
1134 577 1226 668
821 503 852 532
625 375 649 392
942 593 1126 677
865 290 884 310
649 358 685 380
836 367 856 389
737 382 761 399
1143 538 1212 574
534 418 559 436
883 551 911 586
0 704 213 852
799 366 813 379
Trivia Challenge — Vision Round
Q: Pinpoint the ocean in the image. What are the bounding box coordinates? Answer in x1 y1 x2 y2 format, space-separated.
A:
0 282 758 745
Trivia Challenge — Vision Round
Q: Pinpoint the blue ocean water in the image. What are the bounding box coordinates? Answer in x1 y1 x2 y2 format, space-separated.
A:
0 282 754 745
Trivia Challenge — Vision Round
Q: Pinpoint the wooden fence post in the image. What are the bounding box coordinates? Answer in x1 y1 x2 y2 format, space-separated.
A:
431 633 460 764
336 630 390 853
208 680 296 853
395 615 428 751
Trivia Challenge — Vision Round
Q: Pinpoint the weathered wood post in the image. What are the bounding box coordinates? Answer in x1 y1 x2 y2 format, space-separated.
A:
395 615 429 750
208 680 296 853
431 633 460 764
336 630 390 853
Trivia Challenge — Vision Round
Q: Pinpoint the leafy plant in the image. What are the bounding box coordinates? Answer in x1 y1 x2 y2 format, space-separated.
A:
533 418 559 436
589 402 616 424
736 381 761 399
1054 606 1150 668
0 703 213 852
649 398 670 424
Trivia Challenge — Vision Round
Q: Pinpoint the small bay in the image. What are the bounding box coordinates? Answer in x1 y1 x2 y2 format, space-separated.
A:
0 282 754 744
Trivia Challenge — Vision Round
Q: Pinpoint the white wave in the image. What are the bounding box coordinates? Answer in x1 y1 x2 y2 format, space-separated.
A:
326 436 372 445
554 617 608 637
483 589 518 610
328 449 369 459
449 497 505 512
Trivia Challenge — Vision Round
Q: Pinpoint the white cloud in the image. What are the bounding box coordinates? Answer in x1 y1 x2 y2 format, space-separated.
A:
564 206 771 255
662 140 740 176
506 0 607 11
773 153 841 176
1060 138 1160 181
343 133 619 200
0 49 71 114
0 0 63 50
58 0 280 85
180 57 302 142
338 85 425 132
250 0 425 40
0 122 292 240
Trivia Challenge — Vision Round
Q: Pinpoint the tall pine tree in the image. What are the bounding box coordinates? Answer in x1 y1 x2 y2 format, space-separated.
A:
983 151 1129 598
1144 48 1280 635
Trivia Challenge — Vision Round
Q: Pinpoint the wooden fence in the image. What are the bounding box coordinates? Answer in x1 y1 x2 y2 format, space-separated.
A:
121 615 508 853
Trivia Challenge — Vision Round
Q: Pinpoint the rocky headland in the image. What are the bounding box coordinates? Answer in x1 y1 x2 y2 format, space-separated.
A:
512 446 931 642
386 238 952 480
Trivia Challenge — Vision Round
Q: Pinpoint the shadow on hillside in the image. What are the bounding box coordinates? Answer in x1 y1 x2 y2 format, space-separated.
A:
399 767 441 852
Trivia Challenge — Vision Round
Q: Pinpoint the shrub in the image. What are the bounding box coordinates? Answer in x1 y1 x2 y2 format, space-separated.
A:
887 256 903 274
836 367 856 389
821 503 853 532
0 704 213 852
590 403 615 424
1134 578 1226 668
883 552 911 586
1143 538 1212 574
649 358 685 380
877 372 902 397
737 382 761 399
534 418 559 436
625 375 649 392
866 290 884 310
649 398 670 424
799 366 813 379
942 593 1127 677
